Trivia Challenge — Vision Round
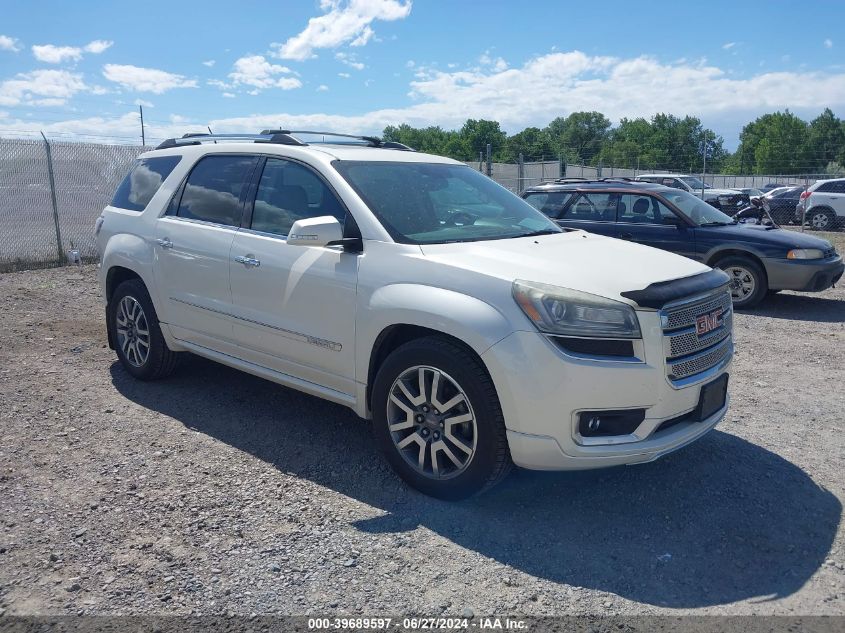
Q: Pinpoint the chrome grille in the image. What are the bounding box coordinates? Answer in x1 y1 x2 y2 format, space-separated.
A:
661 288 733 384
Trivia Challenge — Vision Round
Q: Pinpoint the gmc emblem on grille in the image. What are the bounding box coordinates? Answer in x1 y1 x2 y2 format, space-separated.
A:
695 308 723 336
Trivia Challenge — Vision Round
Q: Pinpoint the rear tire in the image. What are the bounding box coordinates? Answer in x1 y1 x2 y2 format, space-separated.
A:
371 336 511 500
109 279 179 380
808 208 836 231
715 256 767 309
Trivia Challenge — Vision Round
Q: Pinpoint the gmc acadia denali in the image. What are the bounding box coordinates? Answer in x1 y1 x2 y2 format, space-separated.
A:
96 131 734 499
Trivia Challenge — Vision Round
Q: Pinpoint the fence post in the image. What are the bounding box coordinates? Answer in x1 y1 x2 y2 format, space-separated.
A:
559 155 565 179
518 153 525 193
40 132 65 265
485 144 492 177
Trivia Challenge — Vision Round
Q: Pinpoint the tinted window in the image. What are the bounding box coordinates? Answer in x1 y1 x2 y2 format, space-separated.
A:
333 161 560 244
523 191 574 218
618 194 677 224
251 158 345 236
563 193 616 221
111 156 181 211
176 155 255 226
818 181 845 193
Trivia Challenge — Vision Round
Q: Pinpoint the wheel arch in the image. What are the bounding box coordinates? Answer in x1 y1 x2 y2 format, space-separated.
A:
366 324 489 413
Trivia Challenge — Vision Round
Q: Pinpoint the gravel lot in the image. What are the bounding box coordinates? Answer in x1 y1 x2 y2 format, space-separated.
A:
0 259 843 618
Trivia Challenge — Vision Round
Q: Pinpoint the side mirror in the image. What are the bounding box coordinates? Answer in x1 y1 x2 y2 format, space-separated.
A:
662 216 686 228
287 216 344 247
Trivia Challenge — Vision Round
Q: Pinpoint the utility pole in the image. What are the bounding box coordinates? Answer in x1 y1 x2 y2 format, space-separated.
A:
139 105 146 146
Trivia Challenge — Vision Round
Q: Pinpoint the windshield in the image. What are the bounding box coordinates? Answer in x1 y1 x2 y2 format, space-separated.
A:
333 161 561 244
659 189 735 226
680 176 710 189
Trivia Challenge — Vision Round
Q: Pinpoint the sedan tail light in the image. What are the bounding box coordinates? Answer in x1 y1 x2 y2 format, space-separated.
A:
799 190 811 200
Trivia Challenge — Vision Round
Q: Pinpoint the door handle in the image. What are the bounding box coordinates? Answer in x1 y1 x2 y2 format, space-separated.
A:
620 232 634 240
156 237 173 249
234 255 261 268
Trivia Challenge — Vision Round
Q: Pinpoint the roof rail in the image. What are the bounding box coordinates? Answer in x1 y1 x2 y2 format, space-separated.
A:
154 130 417 151
155 132 305 150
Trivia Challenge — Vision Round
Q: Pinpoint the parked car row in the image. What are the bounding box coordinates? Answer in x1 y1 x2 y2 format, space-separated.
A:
523 179 843 308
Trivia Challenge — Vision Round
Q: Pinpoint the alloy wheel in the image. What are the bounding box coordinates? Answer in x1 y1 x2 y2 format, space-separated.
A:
811 212 830 230
115 296 151 367
725 266 756 302
386 365 477 480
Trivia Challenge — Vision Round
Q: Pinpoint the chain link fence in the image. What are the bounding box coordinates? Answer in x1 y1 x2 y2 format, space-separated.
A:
1 135 840 271
0 137 151 272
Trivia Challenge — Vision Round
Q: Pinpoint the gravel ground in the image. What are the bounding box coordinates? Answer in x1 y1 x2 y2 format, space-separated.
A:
0 263 843 618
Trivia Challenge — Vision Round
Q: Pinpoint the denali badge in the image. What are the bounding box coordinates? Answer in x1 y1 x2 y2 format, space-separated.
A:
695 309 723 336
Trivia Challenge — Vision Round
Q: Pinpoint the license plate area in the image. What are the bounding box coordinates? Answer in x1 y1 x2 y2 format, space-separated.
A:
693 374 729 421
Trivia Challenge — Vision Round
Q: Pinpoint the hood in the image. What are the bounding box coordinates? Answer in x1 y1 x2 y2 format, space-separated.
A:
696 223 833 251
419 230 709 305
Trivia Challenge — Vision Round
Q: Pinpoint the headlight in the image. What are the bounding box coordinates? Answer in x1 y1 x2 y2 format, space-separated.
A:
787 248 824 260
512 280 641 339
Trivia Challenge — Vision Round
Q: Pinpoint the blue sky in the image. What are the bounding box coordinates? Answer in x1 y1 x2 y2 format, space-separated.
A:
0 0 843 148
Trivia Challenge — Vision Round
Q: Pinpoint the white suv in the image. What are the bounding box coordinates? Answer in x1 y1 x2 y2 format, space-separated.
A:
798 178 845 230
96 131 733 499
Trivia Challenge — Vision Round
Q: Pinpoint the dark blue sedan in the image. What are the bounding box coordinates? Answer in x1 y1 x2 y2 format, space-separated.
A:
522 180 843 308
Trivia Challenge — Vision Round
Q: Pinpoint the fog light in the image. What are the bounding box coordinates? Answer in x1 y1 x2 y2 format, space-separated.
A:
578 409 646 437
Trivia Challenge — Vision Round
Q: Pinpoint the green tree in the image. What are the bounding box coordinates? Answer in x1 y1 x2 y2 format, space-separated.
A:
458 119 508 162
806 108 845 172
545 112 611 164
735 111 810 174
504 127 554 162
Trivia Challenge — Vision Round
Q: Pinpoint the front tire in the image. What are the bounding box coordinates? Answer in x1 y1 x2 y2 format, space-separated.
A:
109 279 179 380
715 256 767 309
371 336 511 500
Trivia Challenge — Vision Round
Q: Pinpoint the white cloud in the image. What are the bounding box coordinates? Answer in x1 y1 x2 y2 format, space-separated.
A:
273 0 412 60
102 64 198 93
84 40 113 54
335 51 365 70
227 55 302 91
0 69 87 106
9 51 845 147
222 92 236 98
32 40 112 63
134 98 154 107
722 42 736 50
0 35 20 52
317 84 329 91
338 72 351 78
202 59 216 67
479 50 507 72
824 39 833 49
32 44 83 64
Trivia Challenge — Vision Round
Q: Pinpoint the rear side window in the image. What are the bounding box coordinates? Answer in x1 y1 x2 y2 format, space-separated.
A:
110 156 181 211
563 193 617 221
523 191 573 218
817 181 845 193
175 155 256 226
618 194 677 224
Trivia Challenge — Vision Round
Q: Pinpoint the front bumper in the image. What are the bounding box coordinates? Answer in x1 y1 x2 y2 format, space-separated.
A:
482 311 732 471
764 255 844 292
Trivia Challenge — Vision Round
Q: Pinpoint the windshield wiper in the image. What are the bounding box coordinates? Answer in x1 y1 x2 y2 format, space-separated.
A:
698 221 733 227
518 229 561 237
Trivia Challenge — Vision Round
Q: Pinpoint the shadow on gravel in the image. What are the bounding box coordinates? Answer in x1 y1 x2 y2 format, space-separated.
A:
750 292 844 323
111 356 841 609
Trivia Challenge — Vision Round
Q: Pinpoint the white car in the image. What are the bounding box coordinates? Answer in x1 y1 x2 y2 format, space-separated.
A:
96 131 733 499
636 173 750 214
798 178 845 230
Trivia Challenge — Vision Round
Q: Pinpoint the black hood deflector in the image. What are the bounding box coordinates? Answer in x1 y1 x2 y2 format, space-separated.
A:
621 268 730 309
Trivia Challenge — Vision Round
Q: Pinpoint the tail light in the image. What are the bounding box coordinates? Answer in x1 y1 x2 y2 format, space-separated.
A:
800 190 811 200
